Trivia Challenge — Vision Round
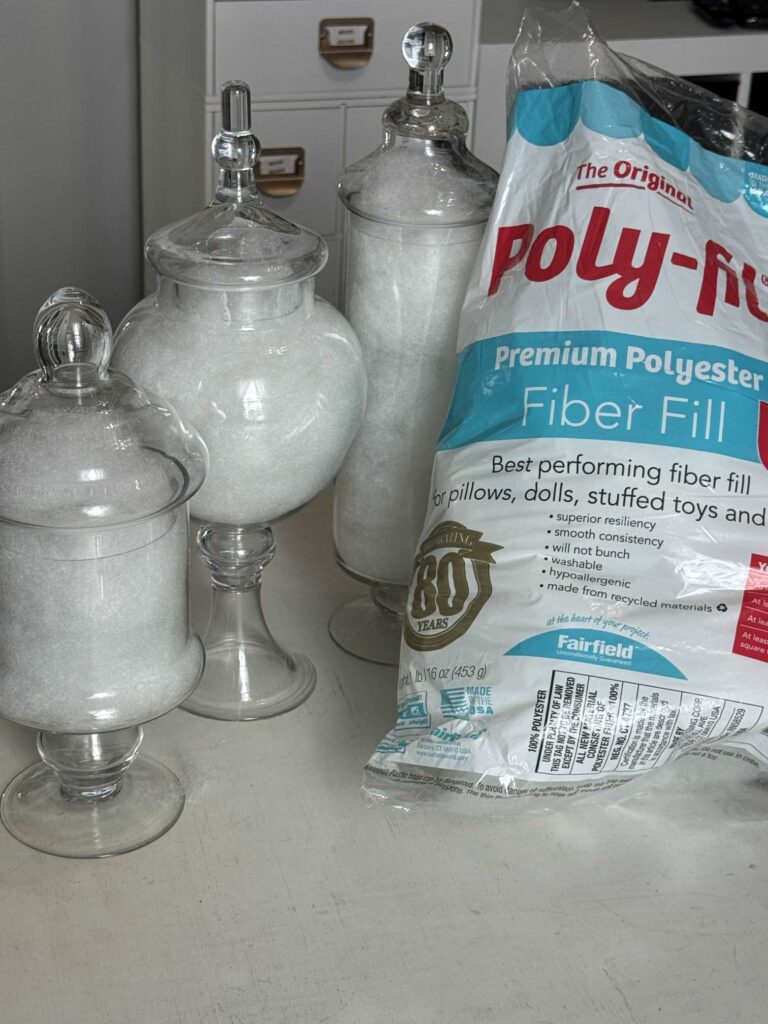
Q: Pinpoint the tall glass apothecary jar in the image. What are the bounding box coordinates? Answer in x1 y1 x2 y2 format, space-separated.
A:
331 24 498 664
0 289 207 858
114 81 366 721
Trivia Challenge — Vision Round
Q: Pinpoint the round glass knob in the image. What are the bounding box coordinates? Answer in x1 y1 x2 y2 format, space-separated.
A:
34 287 112 383
402 23 452 71
402 23 453 99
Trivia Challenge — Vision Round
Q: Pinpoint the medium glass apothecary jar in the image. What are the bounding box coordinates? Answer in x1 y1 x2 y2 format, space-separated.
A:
0 289 207 858
331 23 498 664
114 81 366 721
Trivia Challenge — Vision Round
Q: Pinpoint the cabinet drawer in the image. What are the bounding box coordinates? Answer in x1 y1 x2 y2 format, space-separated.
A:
207 105 343 237
214 0 478 100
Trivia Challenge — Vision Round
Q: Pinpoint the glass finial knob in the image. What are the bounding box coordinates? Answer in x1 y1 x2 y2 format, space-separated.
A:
221 80 251 134
402 23 452 100
34 287 113 383
212 80 260 173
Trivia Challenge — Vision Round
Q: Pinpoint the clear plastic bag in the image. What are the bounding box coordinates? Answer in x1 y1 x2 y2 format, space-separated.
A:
365 2 768 812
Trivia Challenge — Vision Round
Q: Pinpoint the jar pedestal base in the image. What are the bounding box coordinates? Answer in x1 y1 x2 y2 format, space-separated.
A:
182 644 316 721
183 523 316 721
1 752 184 859
329 585 405 666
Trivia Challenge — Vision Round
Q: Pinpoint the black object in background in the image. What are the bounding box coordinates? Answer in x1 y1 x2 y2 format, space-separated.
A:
693 0 768 27
693 0 736 26
685 73 740 100
750 73 768 115
681 74 768 118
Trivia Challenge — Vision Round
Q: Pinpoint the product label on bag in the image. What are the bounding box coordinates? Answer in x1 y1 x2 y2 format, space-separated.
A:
368 80 768 799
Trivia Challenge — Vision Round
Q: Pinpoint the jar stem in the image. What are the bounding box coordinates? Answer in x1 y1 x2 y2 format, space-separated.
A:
182 523 316 720
371 583 407 623
38 727 143 801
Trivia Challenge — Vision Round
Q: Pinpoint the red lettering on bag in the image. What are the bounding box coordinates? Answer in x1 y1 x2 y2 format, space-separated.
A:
697 241 739 316
742 264 768 323
488 224 533 296
524 226 575 282
576 207 670 310
488 205 768 322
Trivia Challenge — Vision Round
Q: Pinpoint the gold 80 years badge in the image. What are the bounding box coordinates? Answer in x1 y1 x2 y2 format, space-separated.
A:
405 521 502 652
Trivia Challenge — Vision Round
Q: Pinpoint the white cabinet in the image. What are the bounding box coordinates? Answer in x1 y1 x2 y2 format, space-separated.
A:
140 0 483 302
214 0 477 99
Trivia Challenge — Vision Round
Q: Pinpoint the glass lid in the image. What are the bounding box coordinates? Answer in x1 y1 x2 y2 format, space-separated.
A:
0 288 208 529
338 23 499 226
146 81 327 289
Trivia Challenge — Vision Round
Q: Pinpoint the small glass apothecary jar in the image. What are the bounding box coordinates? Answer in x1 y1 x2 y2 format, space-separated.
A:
331 23 498 665
0 289 207 858
113 81 365 721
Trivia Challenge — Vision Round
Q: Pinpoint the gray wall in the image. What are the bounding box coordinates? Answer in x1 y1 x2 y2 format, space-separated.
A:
0 0 141 391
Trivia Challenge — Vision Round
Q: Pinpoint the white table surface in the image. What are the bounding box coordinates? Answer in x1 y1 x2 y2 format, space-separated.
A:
1 488 767 1024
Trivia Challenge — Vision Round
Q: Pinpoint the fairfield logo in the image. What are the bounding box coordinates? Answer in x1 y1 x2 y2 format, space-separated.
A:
557 634 634 660
487 204 768 325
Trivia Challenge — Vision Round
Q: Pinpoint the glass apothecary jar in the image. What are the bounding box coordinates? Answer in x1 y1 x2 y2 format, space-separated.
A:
0 289 207 858
114 81 366 720
331 24 498 664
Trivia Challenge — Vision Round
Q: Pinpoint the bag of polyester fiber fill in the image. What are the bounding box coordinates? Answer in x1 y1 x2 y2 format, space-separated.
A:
364 2 768 809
